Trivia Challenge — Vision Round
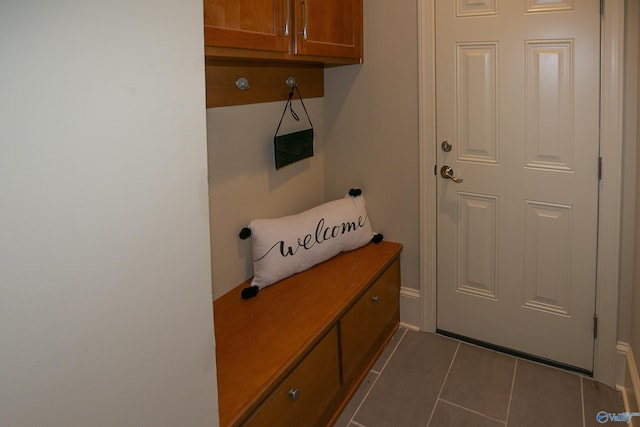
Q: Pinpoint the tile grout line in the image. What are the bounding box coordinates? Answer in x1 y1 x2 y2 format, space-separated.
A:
425 341 461 426
438 398 507 425
504 357 518 427
580 376 586 427
376 327 410 373
345 327 409 427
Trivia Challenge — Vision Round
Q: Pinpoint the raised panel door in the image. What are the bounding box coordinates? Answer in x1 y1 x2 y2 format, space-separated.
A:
435 0 600 372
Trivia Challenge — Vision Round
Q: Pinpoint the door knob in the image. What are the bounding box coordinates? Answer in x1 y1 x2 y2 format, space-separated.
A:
440 166 463 183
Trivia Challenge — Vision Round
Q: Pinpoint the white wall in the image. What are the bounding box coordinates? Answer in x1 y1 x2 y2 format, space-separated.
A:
0 2 219 426
620 1 640 387
618 0 639 347
633 1 640 378
323 0 421 322
207 100 325 298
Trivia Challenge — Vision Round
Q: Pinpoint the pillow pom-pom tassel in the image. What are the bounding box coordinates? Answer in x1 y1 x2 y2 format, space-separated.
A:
241 286 259 299
371 233 384 244
239 227 252 240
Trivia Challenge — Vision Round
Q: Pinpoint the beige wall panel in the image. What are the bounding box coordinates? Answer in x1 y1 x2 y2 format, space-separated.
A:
207 100 325 298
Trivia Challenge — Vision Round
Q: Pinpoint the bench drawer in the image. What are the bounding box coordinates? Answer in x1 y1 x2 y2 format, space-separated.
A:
340 259 400 380
243 326 340 427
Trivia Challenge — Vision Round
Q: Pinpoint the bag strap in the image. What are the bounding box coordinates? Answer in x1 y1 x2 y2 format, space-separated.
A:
274 85 313 137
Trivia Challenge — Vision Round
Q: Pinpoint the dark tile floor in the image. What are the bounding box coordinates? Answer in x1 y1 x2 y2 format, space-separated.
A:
334 328 626 427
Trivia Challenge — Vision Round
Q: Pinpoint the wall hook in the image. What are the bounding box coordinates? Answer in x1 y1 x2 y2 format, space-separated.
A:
285 76 297 88
235 77 250 90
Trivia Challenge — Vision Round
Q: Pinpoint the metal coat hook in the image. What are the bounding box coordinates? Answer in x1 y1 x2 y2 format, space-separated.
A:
235 76 297 91
235 77 250 90
285 76 297 88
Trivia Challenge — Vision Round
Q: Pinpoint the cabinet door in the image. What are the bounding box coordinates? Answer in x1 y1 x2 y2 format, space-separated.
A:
242 327 340 427
340 259 400 381
204 0 289 53
294 0 363 60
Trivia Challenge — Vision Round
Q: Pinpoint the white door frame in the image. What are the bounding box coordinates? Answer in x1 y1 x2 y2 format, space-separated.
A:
418 0 625 386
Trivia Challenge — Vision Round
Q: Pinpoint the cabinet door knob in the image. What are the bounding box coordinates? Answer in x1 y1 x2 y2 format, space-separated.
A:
371 295 380 303
288 388 300 401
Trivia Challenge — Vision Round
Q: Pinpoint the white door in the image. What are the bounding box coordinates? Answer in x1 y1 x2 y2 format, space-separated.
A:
436 0 600 372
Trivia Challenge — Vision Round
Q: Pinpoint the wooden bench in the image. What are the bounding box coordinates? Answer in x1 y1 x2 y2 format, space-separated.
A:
213 241 403 426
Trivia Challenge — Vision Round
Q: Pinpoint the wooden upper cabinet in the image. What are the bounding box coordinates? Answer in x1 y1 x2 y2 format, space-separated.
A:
294 0 363 61
204 0 363 64
203 0 288 53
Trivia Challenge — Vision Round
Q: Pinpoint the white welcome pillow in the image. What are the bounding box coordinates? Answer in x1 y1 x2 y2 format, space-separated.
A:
241 191 380 298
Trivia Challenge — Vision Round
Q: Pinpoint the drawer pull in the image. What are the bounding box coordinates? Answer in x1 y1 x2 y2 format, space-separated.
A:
371 295 380 303
302 0 309 40
288 388 300 401
283 0 291 36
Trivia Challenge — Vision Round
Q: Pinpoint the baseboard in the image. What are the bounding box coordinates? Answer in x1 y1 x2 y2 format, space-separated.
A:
399 287 421 330
616 341 640 421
